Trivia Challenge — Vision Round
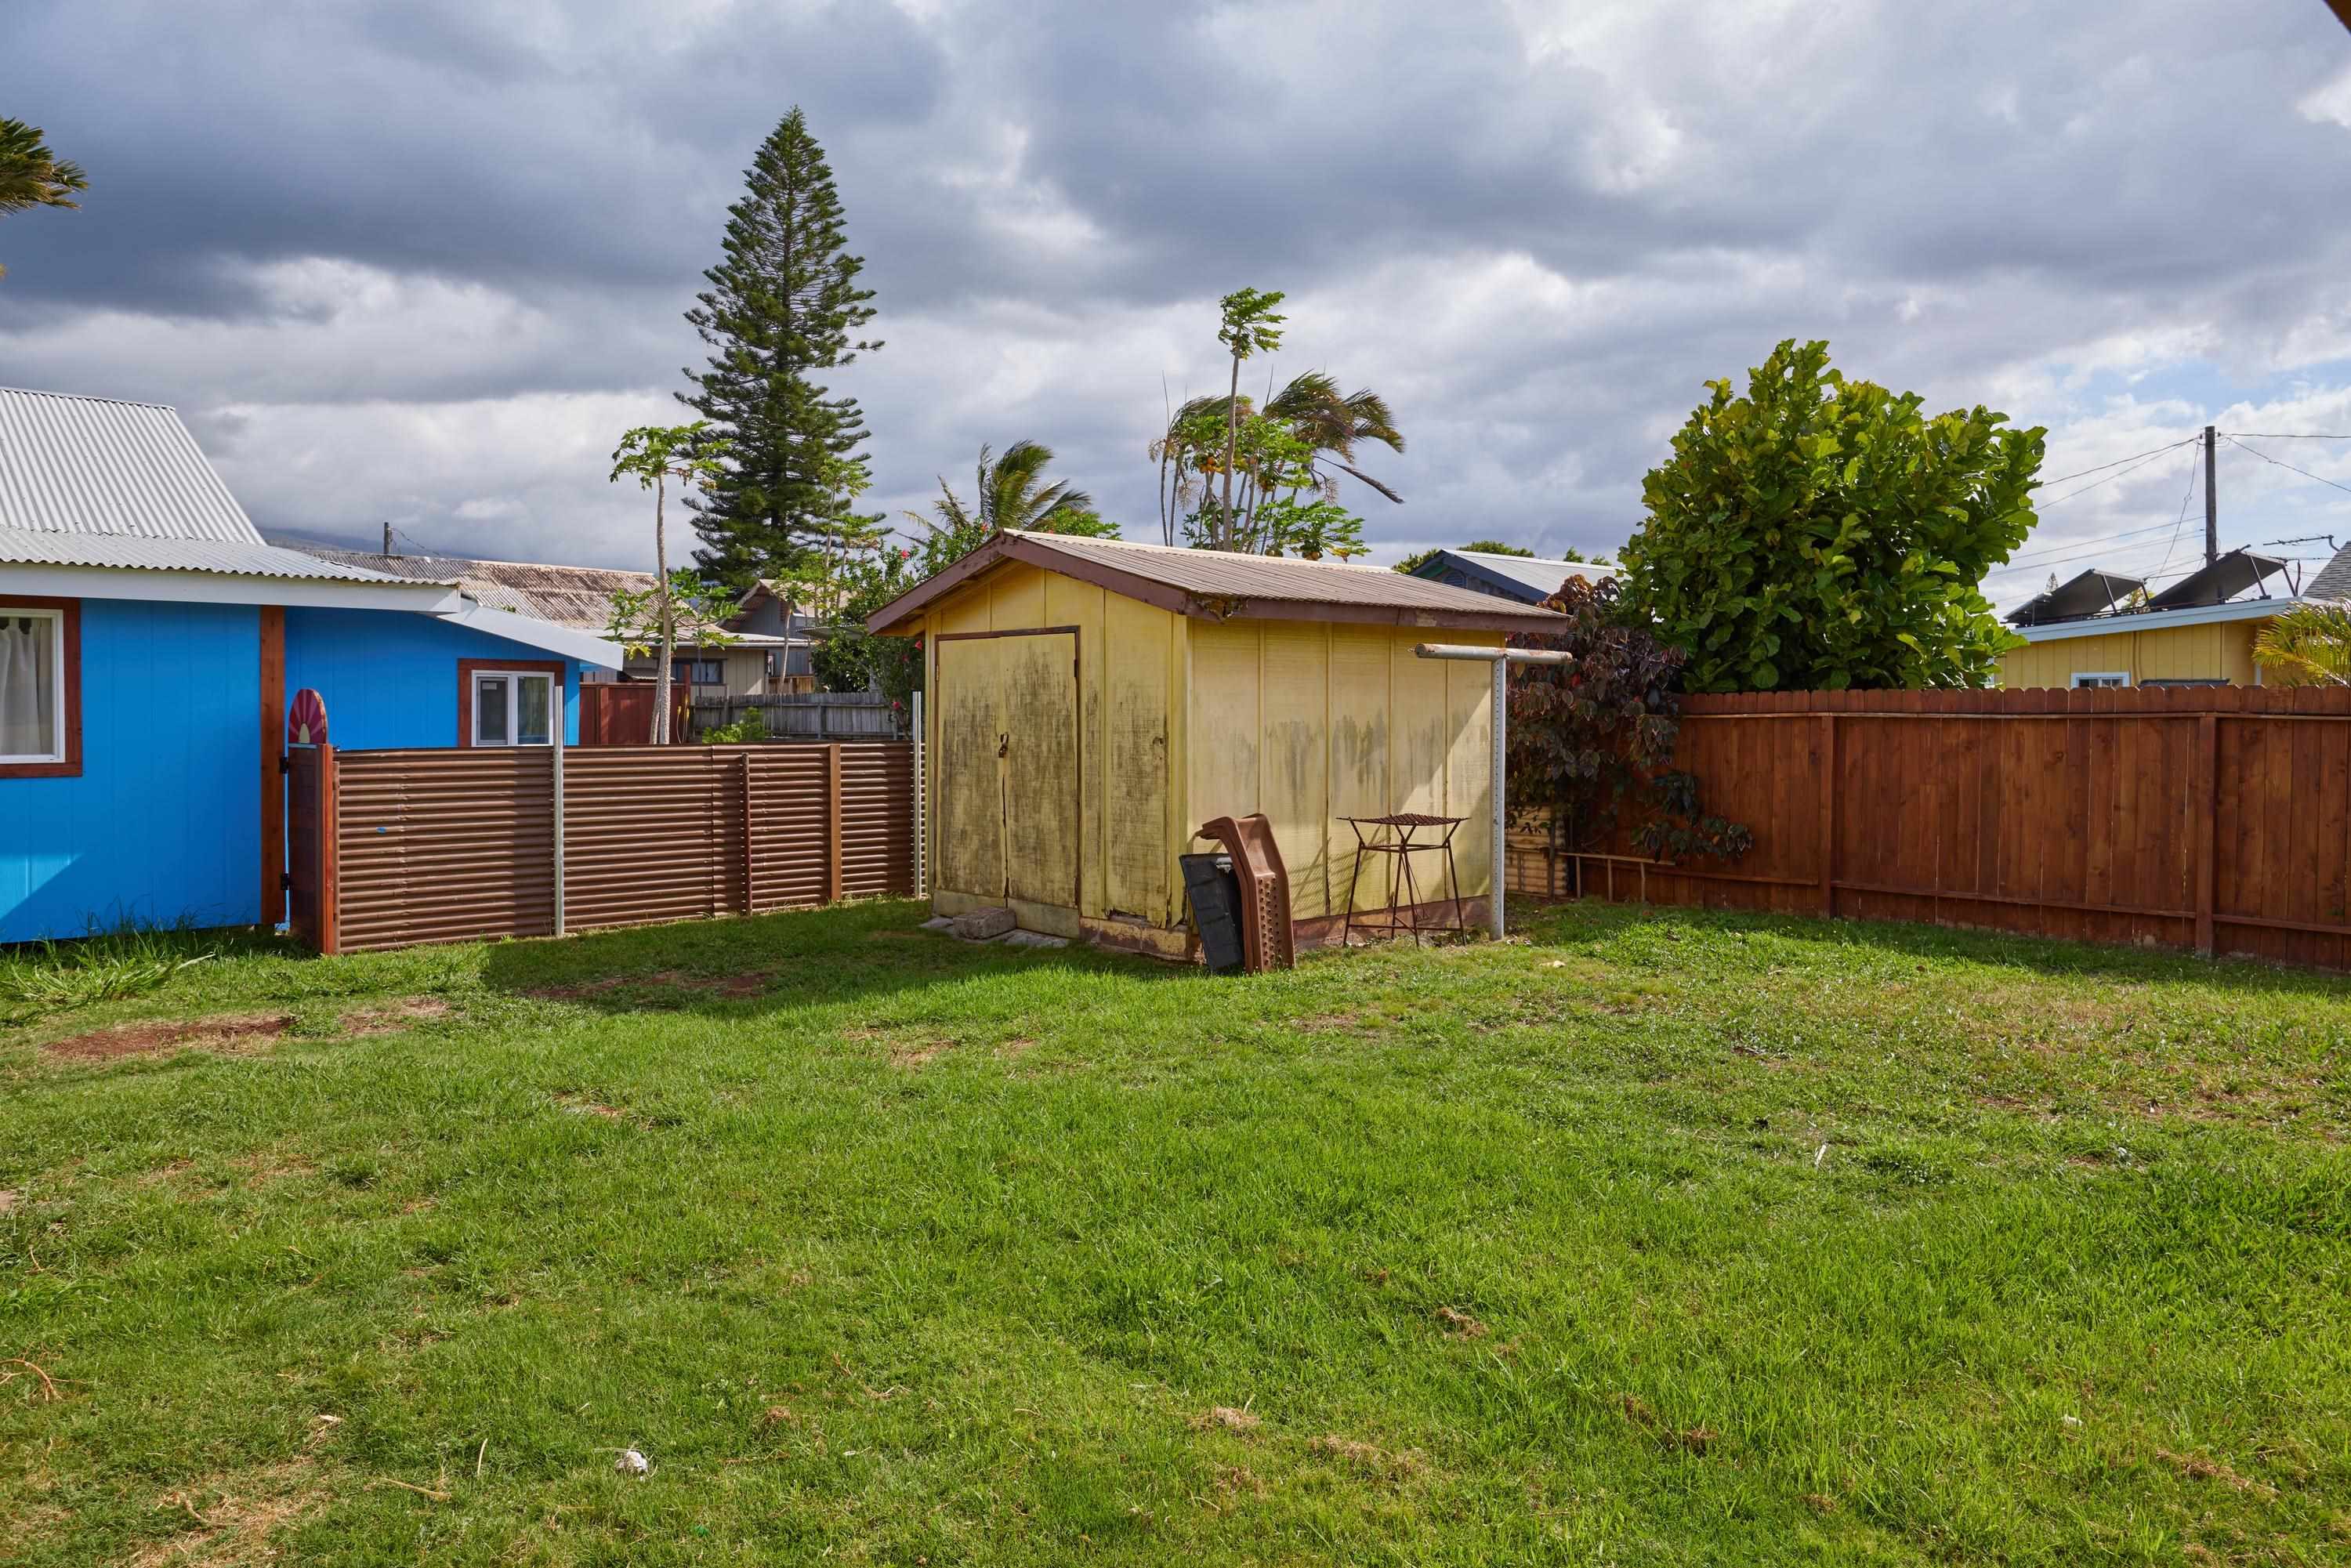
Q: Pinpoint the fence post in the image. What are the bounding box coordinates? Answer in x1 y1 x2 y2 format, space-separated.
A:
740 748 756 914
1817 712 1837 920
912 690 926 898
318 742 341 957
2194 712 2218 957
826 742 845 904
550 730 566 937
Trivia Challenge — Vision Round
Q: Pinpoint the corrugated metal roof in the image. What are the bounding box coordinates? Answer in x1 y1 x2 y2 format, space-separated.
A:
870 529 1571 633
1011 532 1570 616
292 545 796 644
1435 549 1614 599
0 386 264 544
0 526 437 582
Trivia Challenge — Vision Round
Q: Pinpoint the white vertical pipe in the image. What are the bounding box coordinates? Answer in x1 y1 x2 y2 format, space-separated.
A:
1491 654 1507 940
551 692 567 938
912 686 927 898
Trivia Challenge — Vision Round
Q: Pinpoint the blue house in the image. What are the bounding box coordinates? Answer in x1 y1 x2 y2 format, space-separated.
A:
0 386 622 943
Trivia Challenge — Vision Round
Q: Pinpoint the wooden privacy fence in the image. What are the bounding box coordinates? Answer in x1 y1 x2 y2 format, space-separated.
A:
688 692 902 740
310 741 916 953
1505 686 2351 972
578 683 690 746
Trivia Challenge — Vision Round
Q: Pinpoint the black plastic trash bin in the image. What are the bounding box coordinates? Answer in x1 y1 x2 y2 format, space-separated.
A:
1179 853 1247 975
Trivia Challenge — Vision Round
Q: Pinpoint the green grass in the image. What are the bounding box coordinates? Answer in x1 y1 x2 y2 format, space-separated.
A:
2 900 2346 1566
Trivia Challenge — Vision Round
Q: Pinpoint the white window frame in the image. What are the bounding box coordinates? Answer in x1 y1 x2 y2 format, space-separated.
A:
2070 672 2131 690
0 605 67 765
470 668 557 747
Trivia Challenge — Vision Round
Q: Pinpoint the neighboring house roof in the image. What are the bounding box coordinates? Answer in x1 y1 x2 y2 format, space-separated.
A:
2306 538 2351 602
869 529 1573 633
2012 594 2304 643
1406 549 1613 604
290 546 798 649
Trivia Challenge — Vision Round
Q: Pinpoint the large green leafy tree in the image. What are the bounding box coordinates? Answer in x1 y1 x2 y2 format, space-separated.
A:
680 107 878 585
0 118 86 279
1618 339 2042 691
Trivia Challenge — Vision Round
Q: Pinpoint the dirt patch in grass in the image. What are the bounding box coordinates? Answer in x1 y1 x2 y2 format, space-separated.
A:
531 971 772 1003
0 1187 16 1213
2156 1448 2276 1497
230 1150 317 1186
554 1095 628 1121
1306 1435 1424 1481
44 1014 292 1063
129 1459 326 1567
994 1037 1039 1061
1434 1306 1490 1339
337 998 451 1036
1190 1406 1260 1434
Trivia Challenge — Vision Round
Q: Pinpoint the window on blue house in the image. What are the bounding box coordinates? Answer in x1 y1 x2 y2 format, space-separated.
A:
0 607 66 765
472 670 555 746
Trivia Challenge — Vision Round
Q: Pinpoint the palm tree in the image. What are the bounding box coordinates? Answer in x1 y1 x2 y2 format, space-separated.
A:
0 119 86 278
2253 602 2351 686
907 441 1110 573
1152 371 1407 545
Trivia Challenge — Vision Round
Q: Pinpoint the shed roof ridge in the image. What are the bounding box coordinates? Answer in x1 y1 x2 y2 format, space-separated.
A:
0 384 178 411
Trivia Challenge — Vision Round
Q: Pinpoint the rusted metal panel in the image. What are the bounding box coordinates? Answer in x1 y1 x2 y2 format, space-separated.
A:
320 741 915 951
331 747 551 951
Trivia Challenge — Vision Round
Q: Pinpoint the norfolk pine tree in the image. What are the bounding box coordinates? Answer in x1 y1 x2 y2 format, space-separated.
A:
680 107 878 585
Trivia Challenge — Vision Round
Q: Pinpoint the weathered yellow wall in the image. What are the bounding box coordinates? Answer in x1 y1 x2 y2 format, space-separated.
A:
1997 617 2263 688
1183 619 1499 920
918 562 1183 933
914 562 1500 941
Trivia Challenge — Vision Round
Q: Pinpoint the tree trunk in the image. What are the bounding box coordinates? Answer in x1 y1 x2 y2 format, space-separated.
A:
652 473 675 744
1220 355 1241 551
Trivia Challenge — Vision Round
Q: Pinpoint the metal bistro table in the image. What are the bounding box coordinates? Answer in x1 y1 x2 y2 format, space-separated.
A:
1341 812 1468 947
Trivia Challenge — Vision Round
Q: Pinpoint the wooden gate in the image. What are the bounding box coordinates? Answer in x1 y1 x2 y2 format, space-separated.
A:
285 742 338 954
934 629 1081 934
578 683 690 745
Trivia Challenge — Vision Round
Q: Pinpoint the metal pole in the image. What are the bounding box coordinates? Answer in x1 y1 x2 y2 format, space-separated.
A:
1414 644 1572 942
1491 654 1507 939
911 687 927 898
550 705 567 937
2204 425 2218 568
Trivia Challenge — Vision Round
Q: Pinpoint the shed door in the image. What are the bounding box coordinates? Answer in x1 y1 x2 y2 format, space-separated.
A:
936 636 1006 904
998 632 1080 915
933 630 1080 926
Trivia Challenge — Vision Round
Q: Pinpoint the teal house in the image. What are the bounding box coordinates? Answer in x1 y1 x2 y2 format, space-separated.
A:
0 386 622 943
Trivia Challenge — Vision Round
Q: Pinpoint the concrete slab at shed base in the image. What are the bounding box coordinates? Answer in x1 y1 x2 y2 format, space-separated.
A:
1002 929 1068 949
950 907 1017 941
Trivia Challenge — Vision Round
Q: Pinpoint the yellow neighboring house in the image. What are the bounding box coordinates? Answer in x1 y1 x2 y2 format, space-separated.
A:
1997 545 2349 689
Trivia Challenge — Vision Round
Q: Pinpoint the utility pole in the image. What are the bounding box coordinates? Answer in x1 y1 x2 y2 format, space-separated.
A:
382 520 394 556
2203 425 2218 568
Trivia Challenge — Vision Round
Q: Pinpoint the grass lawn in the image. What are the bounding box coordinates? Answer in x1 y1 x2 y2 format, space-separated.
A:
2 900 2347 1566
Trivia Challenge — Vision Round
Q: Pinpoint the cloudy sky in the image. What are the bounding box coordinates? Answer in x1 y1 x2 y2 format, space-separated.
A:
5 1 2351 606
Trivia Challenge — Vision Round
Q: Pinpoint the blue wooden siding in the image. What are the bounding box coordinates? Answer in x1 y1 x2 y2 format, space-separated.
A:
0 599 261 943
283 608 582 748
0 599 586 943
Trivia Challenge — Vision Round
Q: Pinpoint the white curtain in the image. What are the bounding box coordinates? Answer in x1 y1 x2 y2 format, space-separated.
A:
0 615 54 759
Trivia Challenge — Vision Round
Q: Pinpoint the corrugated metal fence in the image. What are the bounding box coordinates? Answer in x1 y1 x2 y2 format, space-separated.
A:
315 741 916 953
1504 685 2351 972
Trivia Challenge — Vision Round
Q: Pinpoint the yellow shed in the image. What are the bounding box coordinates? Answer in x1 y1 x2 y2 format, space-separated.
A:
868 531 1568 957
1995 550 2324 690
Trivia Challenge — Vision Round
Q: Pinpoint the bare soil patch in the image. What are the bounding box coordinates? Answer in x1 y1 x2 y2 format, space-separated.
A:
531 970 772 1003
1189 1406 1260 1434
337 998 451 1036
128 1459 324 1567
45 1014 292 1063
1306 1435 1424 1480
1434 1306 1490 1339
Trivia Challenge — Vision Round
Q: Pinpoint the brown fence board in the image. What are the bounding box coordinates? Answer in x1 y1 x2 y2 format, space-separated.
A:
1516 688 2351 974
313 741 918 951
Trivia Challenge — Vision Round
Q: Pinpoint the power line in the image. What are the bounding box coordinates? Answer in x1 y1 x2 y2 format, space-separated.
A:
2001 517 2183 568
2218 433 2351 498
2150 440 2204 584
2219 431 2351 440
2034 439 2201 511
2034 435 2201 491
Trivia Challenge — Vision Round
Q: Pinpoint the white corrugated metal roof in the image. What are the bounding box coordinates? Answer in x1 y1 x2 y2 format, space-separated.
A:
0 386 263 544
0 525 435 582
